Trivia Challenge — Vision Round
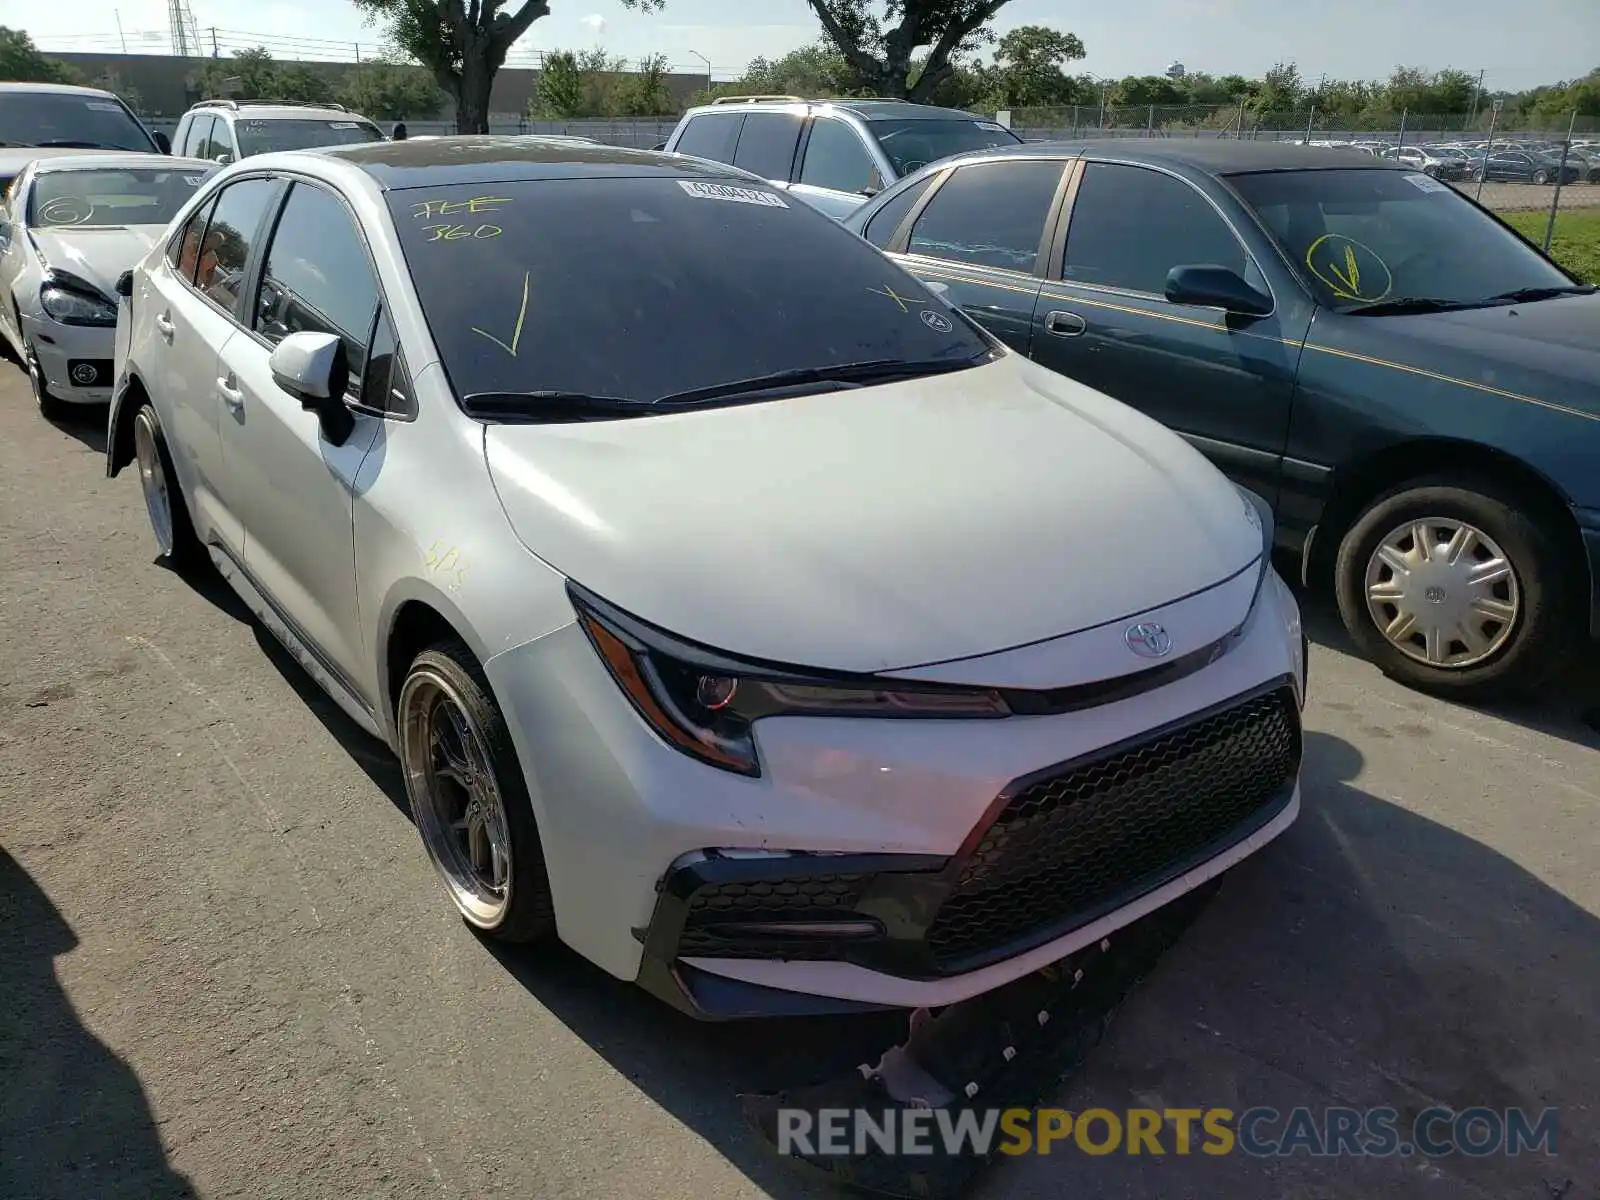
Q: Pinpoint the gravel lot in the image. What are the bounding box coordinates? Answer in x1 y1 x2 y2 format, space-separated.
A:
1454 179 1600 211
1 367 1598 1200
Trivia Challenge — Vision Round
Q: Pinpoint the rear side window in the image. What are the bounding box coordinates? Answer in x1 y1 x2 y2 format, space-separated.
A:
732 112 804 181
386 176 990 405
798 118 880 194
194 178 280 311
254 182 379 393
674 113 743 164
907 160 1064 272
863 175 935 248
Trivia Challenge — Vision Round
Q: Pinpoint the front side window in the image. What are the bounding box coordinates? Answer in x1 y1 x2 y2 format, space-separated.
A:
168 195 218 281
179 114 212 158
868 117 1024 179
673 113 742 163
28 167 217 230
1228 167 1574 312
862 175 935 248
799 119 880 195
732 112 804 181
254 182 380 392
907 160 1064 273
0 90 156 152
1061 162 1251 295
387 176 990 407
194 178 280 312
234 118 384 157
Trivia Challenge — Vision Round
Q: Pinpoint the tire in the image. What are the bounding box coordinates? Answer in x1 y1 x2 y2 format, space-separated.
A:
131 402 203 570
1532 169 1550 185
1474 167 1487 181
1588 169 1600 184
1333 476 1576 699
397 640 555 944
24 338 70 421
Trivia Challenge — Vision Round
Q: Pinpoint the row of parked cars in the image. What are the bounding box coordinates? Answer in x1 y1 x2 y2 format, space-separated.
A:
1 83 1595 1024
1307 136 1600 184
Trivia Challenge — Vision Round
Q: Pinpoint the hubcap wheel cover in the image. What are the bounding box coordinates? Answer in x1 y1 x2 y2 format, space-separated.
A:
399 670 514 928
132 412 176 555
1363 516 1520 669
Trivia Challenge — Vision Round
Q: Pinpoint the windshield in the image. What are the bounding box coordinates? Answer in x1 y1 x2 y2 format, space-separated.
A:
0 91 155 151
868 117 1022 178
1227 167 1574 312
235 118 383 156
28 166 215 228
388 176 990 406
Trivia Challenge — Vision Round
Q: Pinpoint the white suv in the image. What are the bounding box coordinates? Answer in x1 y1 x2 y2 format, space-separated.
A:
171 99 384 164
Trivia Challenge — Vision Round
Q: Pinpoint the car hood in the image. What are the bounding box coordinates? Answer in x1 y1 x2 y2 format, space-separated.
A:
29 225 165 298
1342 291 1600 416
483 355 1262 674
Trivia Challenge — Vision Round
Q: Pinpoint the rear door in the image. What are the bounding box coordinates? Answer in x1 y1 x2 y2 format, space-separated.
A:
729 110 805 190
880 158 1069 353
669 111 743 167
1030 159 1308 504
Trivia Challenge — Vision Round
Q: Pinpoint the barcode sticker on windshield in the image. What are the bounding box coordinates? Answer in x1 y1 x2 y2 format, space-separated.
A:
86 101 124 112
976 121 1009 132
183 175 207 185
329 121 360 129
1405 172 1450 194
677 180 788 208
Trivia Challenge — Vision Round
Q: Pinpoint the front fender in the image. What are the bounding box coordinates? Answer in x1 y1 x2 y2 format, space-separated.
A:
106 297 138 477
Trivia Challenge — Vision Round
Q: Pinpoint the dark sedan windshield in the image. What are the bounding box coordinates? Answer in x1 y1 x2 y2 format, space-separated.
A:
1228 167 1574 311
388 175 989 406
235 118 384 155
0 91 156 151
868 117 1022 177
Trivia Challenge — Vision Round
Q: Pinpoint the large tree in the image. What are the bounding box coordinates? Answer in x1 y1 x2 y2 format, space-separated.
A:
803 0 1015 101
0 26 78 84
351 1 662 134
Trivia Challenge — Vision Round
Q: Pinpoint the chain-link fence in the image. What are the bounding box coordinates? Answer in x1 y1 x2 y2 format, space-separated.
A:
144 115 680 148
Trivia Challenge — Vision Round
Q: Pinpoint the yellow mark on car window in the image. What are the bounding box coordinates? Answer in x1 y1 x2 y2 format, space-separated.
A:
411 196 511 220
869 282 922 313
1304 234 1393 303
471 270 531 358
422 223 503 243
423 539 469 592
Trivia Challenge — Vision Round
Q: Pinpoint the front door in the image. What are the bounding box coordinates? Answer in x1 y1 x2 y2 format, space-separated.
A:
217 179 382 694
1029 160 1309 505
790 116 884 220
884 157 1068 354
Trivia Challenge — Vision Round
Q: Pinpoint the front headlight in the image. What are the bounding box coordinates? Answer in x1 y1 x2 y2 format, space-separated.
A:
569 583 1010 777
40 282 116 327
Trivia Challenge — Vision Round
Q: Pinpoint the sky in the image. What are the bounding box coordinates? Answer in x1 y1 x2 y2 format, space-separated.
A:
8 0 1598 90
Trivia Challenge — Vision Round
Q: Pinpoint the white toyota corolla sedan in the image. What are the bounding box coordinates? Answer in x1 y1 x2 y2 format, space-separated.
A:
106 138 1306 1019
0 152 218 417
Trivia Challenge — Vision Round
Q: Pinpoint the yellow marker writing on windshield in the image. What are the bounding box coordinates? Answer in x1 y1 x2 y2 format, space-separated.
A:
412 195 511 220
471 270 532 358
1305 234 1392 304
870 283 921 313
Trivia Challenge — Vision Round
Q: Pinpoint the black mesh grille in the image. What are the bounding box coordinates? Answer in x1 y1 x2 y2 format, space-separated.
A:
678 873 872 959
927 686 1301 970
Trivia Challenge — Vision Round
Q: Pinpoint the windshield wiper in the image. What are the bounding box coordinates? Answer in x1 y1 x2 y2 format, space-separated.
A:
652 356 978 408
32 139 116 149
1341 296 1478 316
460 391 656 423
1479 284 1598 304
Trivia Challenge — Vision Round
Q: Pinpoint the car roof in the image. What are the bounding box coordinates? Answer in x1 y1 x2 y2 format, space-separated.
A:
30 152 215 173
196 103 370 122
310 134 766 189
931 138 1401 175
0 82 120 98
689 97 991 123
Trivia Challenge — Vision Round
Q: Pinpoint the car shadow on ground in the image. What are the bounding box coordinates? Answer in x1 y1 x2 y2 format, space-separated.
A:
0 849 197 1199
46 406 109 455
1294 582 1600 750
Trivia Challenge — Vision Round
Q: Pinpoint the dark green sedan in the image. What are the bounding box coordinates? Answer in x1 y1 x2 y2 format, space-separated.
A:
845 139 1600 699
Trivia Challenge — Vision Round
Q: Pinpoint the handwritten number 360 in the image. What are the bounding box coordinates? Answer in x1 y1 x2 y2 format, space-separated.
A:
424 223 503 243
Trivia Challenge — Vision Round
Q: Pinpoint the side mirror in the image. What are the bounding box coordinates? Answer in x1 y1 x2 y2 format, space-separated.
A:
269 331 355 445
924 280 952 300
0 217 11 246
153 131 172 155
650 141 668 152
115 269 134 298
1165 264 1273 317
214 152 233 166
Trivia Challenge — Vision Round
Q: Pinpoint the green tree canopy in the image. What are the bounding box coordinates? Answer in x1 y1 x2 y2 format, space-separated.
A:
0 26 78 83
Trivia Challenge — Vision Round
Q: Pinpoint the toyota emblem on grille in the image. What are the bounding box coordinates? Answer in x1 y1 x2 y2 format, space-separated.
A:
1124 622 1173 658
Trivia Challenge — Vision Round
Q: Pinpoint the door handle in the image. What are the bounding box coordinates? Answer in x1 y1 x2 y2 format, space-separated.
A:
218 375 244 414
155 312 175 342
1045 310 1087 337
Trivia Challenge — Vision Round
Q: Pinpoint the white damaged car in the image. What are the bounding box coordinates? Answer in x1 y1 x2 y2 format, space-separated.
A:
106 139 1306 1019
0 152 217 417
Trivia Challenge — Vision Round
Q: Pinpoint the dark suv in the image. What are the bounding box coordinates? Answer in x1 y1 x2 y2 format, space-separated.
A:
663 95 1020 220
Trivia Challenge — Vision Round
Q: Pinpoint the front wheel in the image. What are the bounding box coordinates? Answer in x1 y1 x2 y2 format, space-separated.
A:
24 340 68 421
131 403 202 570
397 641 555 943
1334 478 1575 698
1474 167 1487 181
1532 169 1551 185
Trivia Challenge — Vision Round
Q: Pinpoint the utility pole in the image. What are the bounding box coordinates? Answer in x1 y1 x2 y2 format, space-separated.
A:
1543 108 1578 253
115 9 128 53
1469 68 1485 125
689 50 711 100
1475 98 1502 203
211 26 219 58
